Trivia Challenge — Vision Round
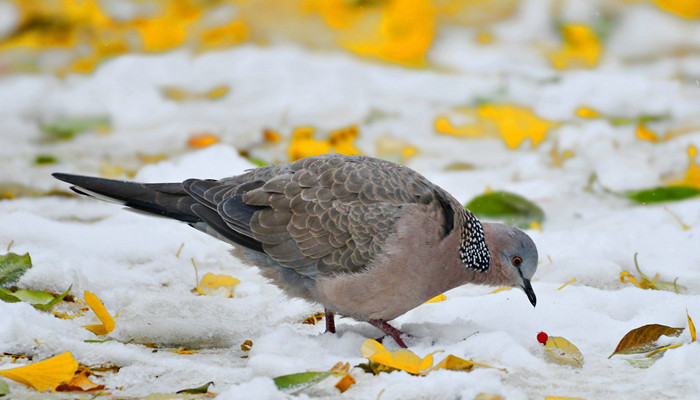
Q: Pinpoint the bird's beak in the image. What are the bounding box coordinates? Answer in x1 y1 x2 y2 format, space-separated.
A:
522 279 537 307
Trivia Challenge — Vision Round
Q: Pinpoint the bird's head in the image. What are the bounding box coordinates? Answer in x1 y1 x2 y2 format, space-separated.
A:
481 222 538 306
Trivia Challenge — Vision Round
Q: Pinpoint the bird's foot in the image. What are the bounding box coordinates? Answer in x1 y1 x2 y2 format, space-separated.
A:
324 309 336 334
368 319 410 348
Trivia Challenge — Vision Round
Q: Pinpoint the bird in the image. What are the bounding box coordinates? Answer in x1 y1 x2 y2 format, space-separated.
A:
53 154 538 348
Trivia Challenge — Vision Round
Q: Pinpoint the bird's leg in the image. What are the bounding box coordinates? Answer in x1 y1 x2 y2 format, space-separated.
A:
324 309 336 334
368 320 409 348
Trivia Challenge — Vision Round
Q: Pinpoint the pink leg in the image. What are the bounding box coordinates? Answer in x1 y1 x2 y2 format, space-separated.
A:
324 309 336 334
369 320 409 348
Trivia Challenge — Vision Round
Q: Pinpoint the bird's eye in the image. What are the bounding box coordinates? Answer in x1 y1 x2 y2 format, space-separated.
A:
512 257 522 267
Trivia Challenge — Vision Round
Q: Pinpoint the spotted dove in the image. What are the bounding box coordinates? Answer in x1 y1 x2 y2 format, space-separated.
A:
53 154 538 347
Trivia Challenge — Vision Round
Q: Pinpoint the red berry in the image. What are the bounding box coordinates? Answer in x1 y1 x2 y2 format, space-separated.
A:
537 331 548 344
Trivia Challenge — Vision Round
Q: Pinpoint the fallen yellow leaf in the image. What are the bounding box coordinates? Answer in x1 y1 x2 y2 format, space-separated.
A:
688 311 696 342
490 287 511 294
425 294 446 303
671 145 700 189
0 352 78 391
187 133 219 148
334 373 356 393
56 370 105 392
199 273 241 298
360 339 433 375
548 24 601 70
575 106 601 118
543 336 584 368
432 354 507 373
83 291 115 335
636 124 659 142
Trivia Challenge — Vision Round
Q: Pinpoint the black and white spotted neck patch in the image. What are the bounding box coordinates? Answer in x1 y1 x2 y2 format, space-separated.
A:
459 211 490 272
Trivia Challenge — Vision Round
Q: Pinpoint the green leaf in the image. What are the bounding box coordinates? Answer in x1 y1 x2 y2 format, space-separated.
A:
0 379 9 397
0 289 21 303
84 338 113 343
0 253 32 288
33 286 72 311
626 186 700 204
466 191 544 229
273 371 333 394
0 286 71 310
41 116 110 141
34 155 58 165
176 381 214 394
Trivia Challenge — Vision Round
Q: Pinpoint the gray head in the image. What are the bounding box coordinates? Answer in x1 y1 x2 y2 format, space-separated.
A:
478 222 538 306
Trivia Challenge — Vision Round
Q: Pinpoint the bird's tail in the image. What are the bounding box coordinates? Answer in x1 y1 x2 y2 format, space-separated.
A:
52 173 199 223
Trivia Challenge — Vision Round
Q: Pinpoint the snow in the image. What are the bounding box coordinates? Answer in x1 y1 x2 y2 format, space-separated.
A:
2 1 700 399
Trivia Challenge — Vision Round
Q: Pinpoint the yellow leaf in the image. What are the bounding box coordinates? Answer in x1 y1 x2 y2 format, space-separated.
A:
288 127 332 161
360 339 433 375
432 355 508 373
490 287 511 294
671 145 700 189
56 371 105 392
688 311 696 342
199 273 241 298
334 374 356 393
545 397 585 400
436 105 558 149
636 124 659 142
425 294 446 303
83 291 115 335
548 24 601 70
609 324 684 358
131 1 202 52
200 20 249 49
645 343 683 358
474 394 505 400
543 336 584 368
0 352 78 391
650 0 700 19
575 106 601 118
302 312 326 325
205 86 230 100
187 134 220 148
263 129 282 144
329 126 362 156
241 339 253 352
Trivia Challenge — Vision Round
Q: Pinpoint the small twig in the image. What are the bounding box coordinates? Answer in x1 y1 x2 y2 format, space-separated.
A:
191 258 203 295
175 242 185 258
7 240 14 252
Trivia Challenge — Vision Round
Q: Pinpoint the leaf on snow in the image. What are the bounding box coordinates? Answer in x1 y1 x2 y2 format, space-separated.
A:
432 355 508 373
40 116 110 141
619 253 685 293
0 352 78 391
0 286 71 311
0 380 9 397
543 336 584 368
360 339 434 375
83 291 115 335
335 374 356 393
199 273 241 298
0 252 32 288
55 371 105 392
609 324 684 358
625 186 700 204
176 381 214 394
273 371 334 394
466 191 544 229
688 312 696 342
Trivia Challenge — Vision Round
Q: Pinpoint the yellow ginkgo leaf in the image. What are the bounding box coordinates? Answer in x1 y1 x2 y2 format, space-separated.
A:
636 124 659 142
543 336 584 368
548 24 601 70
432 355 507 373
83 291 115 335
199 273 241 298
0 352 78 391
425 294 446 303
575 106 601 118
360 339 433 375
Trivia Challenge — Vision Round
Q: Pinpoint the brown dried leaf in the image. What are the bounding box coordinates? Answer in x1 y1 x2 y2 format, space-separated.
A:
55 371 105 392
335 374 355 393
609 324 684 358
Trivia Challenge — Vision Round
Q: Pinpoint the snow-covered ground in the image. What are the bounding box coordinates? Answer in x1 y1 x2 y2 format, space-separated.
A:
1 1 700 399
